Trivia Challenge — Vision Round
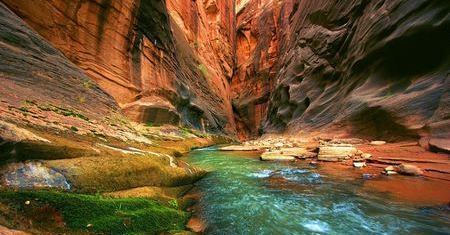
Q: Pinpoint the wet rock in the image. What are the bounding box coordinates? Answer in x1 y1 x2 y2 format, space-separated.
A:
397 164 423 176
370 141 387 146
0 162 71 190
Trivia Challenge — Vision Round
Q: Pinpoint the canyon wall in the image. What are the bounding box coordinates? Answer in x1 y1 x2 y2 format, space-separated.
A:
0 2 119 120
2 0 236 134
231 0 280 139
235 0 449 150
1 0 448 148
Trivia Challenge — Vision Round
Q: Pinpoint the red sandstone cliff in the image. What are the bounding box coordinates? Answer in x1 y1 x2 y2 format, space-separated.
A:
2 0 237 134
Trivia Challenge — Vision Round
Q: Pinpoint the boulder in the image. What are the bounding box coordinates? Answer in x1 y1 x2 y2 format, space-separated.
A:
318 145 357 162
429 138 450 153
397 164 423 176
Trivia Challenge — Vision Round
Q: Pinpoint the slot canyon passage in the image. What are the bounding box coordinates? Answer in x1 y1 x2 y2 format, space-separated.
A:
0 0 449 234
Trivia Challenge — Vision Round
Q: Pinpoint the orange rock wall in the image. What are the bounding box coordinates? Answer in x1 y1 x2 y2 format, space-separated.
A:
3 0 237 134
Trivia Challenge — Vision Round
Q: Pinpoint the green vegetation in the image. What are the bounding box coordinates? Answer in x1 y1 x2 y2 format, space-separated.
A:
0 190 189 234
18 106 29 112
70 126 79 132
38 104 89 121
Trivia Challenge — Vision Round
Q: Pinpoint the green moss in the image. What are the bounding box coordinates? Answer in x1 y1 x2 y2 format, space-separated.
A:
70 126 79 132
18 106 29 112
0 190 189 234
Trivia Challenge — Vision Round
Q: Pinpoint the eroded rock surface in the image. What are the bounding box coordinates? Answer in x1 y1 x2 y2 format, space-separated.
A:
233 0 449 143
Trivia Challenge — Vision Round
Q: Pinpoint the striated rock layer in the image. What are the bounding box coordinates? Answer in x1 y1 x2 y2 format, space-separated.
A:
0 2 119 120
2 0 237 134
235 0 449 147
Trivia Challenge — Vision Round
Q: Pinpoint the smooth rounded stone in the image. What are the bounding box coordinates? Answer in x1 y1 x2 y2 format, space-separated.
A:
397 164 423 176
370 141 386 146
0 161 71 190
260 152 296 161
218 145 261 151
353 162 366 168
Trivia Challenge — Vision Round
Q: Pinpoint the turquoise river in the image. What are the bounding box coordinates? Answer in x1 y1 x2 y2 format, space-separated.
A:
184 147 450 235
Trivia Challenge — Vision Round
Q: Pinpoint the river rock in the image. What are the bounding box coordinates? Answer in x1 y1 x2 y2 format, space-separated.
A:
397 164 423 176
318 145 357 162
370 141 386 146
383 170 398 176
0 161 71 190
353 162 366 168
260 152 296 161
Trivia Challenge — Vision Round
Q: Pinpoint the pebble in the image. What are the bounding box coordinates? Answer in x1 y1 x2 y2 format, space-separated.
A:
353 162 366 168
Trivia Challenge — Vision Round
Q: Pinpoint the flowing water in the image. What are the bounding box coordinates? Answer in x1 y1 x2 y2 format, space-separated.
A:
184 147 450 235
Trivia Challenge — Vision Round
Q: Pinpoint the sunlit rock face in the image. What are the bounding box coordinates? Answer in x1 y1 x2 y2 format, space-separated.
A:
231 0 280 140
246 0 449 144
2 0 237 134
